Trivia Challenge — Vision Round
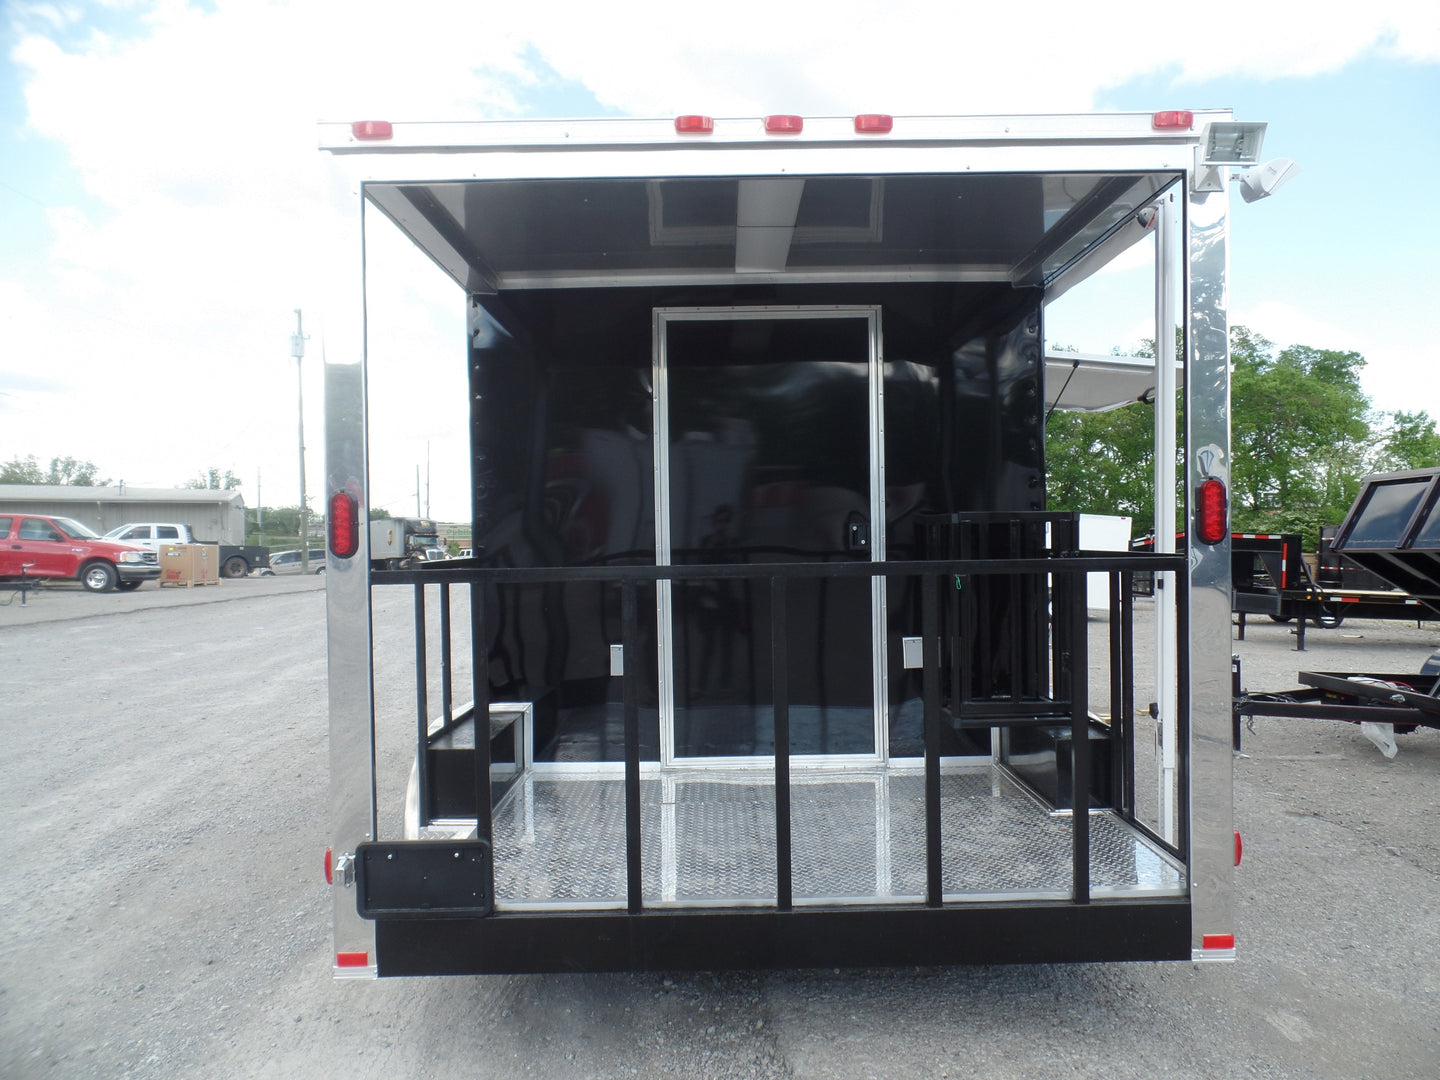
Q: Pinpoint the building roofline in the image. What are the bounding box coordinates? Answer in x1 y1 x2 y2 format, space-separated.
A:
0 484 247 508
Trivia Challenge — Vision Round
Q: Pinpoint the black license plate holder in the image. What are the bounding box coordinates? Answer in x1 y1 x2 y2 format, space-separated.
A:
355 840 494 919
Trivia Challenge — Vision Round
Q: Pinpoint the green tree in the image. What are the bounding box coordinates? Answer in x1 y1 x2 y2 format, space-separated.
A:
1045 401 1158 525
185 467 242 490
1229 332 1370 545
1370 410 1440 472
0 454 109 485
1046 326 1393 550
0 456 43 483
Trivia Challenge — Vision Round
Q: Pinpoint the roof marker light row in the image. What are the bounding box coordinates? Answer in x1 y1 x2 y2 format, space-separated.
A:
348 111 1194 142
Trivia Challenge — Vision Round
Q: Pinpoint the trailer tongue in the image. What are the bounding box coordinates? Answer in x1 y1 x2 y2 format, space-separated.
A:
320 111 1260 975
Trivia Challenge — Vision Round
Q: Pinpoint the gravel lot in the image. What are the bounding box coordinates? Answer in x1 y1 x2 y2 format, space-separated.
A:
2 578 1437 1079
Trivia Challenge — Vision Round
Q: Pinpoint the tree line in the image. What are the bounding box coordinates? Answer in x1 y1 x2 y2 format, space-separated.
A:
1045 326 1440 549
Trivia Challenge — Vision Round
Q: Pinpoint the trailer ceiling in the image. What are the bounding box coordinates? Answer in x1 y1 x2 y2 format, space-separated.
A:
365 171 1174 293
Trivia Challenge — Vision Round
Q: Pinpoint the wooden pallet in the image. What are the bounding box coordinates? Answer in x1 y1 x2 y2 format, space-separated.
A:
159 578 221 588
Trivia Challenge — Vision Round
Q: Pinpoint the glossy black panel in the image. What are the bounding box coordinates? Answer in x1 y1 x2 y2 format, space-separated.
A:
372 172 1167 286
467 284 1045 763
881 292 1046 756
469 298 660 762
666 317 874 757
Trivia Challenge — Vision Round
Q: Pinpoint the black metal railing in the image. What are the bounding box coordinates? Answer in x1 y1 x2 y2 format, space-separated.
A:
378 548 1188 910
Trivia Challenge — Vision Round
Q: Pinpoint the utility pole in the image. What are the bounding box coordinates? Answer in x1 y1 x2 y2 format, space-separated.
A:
291 310 310 574
415 465 421 517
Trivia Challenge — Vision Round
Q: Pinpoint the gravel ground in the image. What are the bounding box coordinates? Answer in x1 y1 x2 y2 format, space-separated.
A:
1 579 1437 1079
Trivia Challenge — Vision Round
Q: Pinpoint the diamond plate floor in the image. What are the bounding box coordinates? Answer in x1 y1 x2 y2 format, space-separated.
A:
482 767 1184 908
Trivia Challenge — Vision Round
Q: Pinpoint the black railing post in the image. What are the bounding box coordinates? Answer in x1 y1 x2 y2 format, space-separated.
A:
470 581 492 847
1068 568 1091 904
771 576 793 911
1121 573 1136 815
439 583 453 732
622 580 643 914
1108 572 1124 810
922 571 942 907
414 583 431 829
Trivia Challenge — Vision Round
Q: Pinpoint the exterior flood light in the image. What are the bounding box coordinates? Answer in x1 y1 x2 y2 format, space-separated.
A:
1236 158 1299 203
1201 121 1267 165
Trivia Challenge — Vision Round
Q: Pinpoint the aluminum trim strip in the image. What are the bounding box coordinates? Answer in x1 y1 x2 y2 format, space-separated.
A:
324 285 378 974
1185 175 1236 953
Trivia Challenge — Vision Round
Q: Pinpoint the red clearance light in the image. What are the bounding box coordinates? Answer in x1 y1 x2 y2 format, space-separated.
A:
674 114 714 134
351 120 393 141
324 847 333 885
1196 478 1228 545
1202 933 1236 951
1235 830 1243 867
329 492 359 558
336 952 369 968
1152 111 1194 130
764 114 803 134
854 114 893 134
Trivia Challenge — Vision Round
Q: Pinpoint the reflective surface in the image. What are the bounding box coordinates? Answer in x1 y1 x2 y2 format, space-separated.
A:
470 283 1046 764
662 315 876 758
368 173 1171 289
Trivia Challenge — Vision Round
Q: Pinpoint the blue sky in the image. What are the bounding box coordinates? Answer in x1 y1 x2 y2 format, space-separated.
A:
1 2 1436 520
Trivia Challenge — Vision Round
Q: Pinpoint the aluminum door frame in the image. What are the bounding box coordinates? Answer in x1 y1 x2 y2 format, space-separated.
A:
653 305 888 769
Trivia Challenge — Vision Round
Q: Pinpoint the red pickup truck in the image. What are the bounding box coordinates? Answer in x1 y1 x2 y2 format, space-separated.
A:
0 513 161 592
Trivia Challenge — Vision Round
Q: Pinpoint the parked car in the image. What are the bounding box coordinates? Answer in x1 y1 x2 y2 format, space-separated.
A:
263 548 326 575
0 513 161 592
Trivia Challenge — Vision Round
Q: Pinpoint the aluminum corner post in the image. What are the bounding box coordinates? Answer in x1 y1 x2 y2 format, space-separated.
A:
1154 191 1180 845
1186 181 1236 962
325 331 378 977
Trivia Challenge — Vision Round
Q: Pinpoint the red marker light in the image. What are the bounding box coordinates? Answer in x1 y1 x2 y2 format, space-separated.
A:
1196 478 1228 545
324 847 333 885
329 492 359 558
1235 830 1243 867
1202 933 1235 951
336 952 369 967
351 120 393 141
674 115 713 134
854 114 893 134
1152 111 1194 130
764 114 803 134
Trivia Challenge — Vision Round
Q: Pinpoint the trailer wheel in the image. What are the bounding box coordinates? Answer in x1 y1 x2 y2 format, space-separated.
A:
221 555 249 579
1267 615 1293 624
81 561 118 592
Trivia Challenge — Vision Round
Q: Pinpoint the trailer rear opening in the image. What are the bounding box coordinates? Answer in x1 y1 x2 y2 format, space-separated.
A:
319 111 1257 975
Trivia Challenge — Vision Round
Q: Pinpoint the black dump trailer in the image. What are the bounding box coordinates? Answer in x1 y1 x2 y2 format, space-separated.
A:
1230 531 1428 650
317 111 1259 977
1236 468 1440 751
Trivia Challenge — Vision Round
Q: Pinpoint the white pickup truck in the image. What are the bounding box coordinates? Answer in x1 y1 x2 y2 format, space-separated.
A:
103 522 271 578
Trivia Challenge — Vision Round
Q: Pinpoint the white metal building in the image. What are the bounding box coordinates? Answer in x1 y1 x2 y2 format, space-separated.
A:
0 485 248 544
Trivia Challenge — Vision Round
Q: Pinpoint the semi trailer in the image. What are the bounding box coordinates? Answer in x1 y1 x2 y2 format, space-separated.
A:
316 109 1265 976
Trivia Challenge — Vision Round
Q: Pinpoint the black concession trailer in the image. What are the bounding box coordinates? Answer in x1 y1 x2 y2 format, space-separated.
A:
318 111 1260 976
